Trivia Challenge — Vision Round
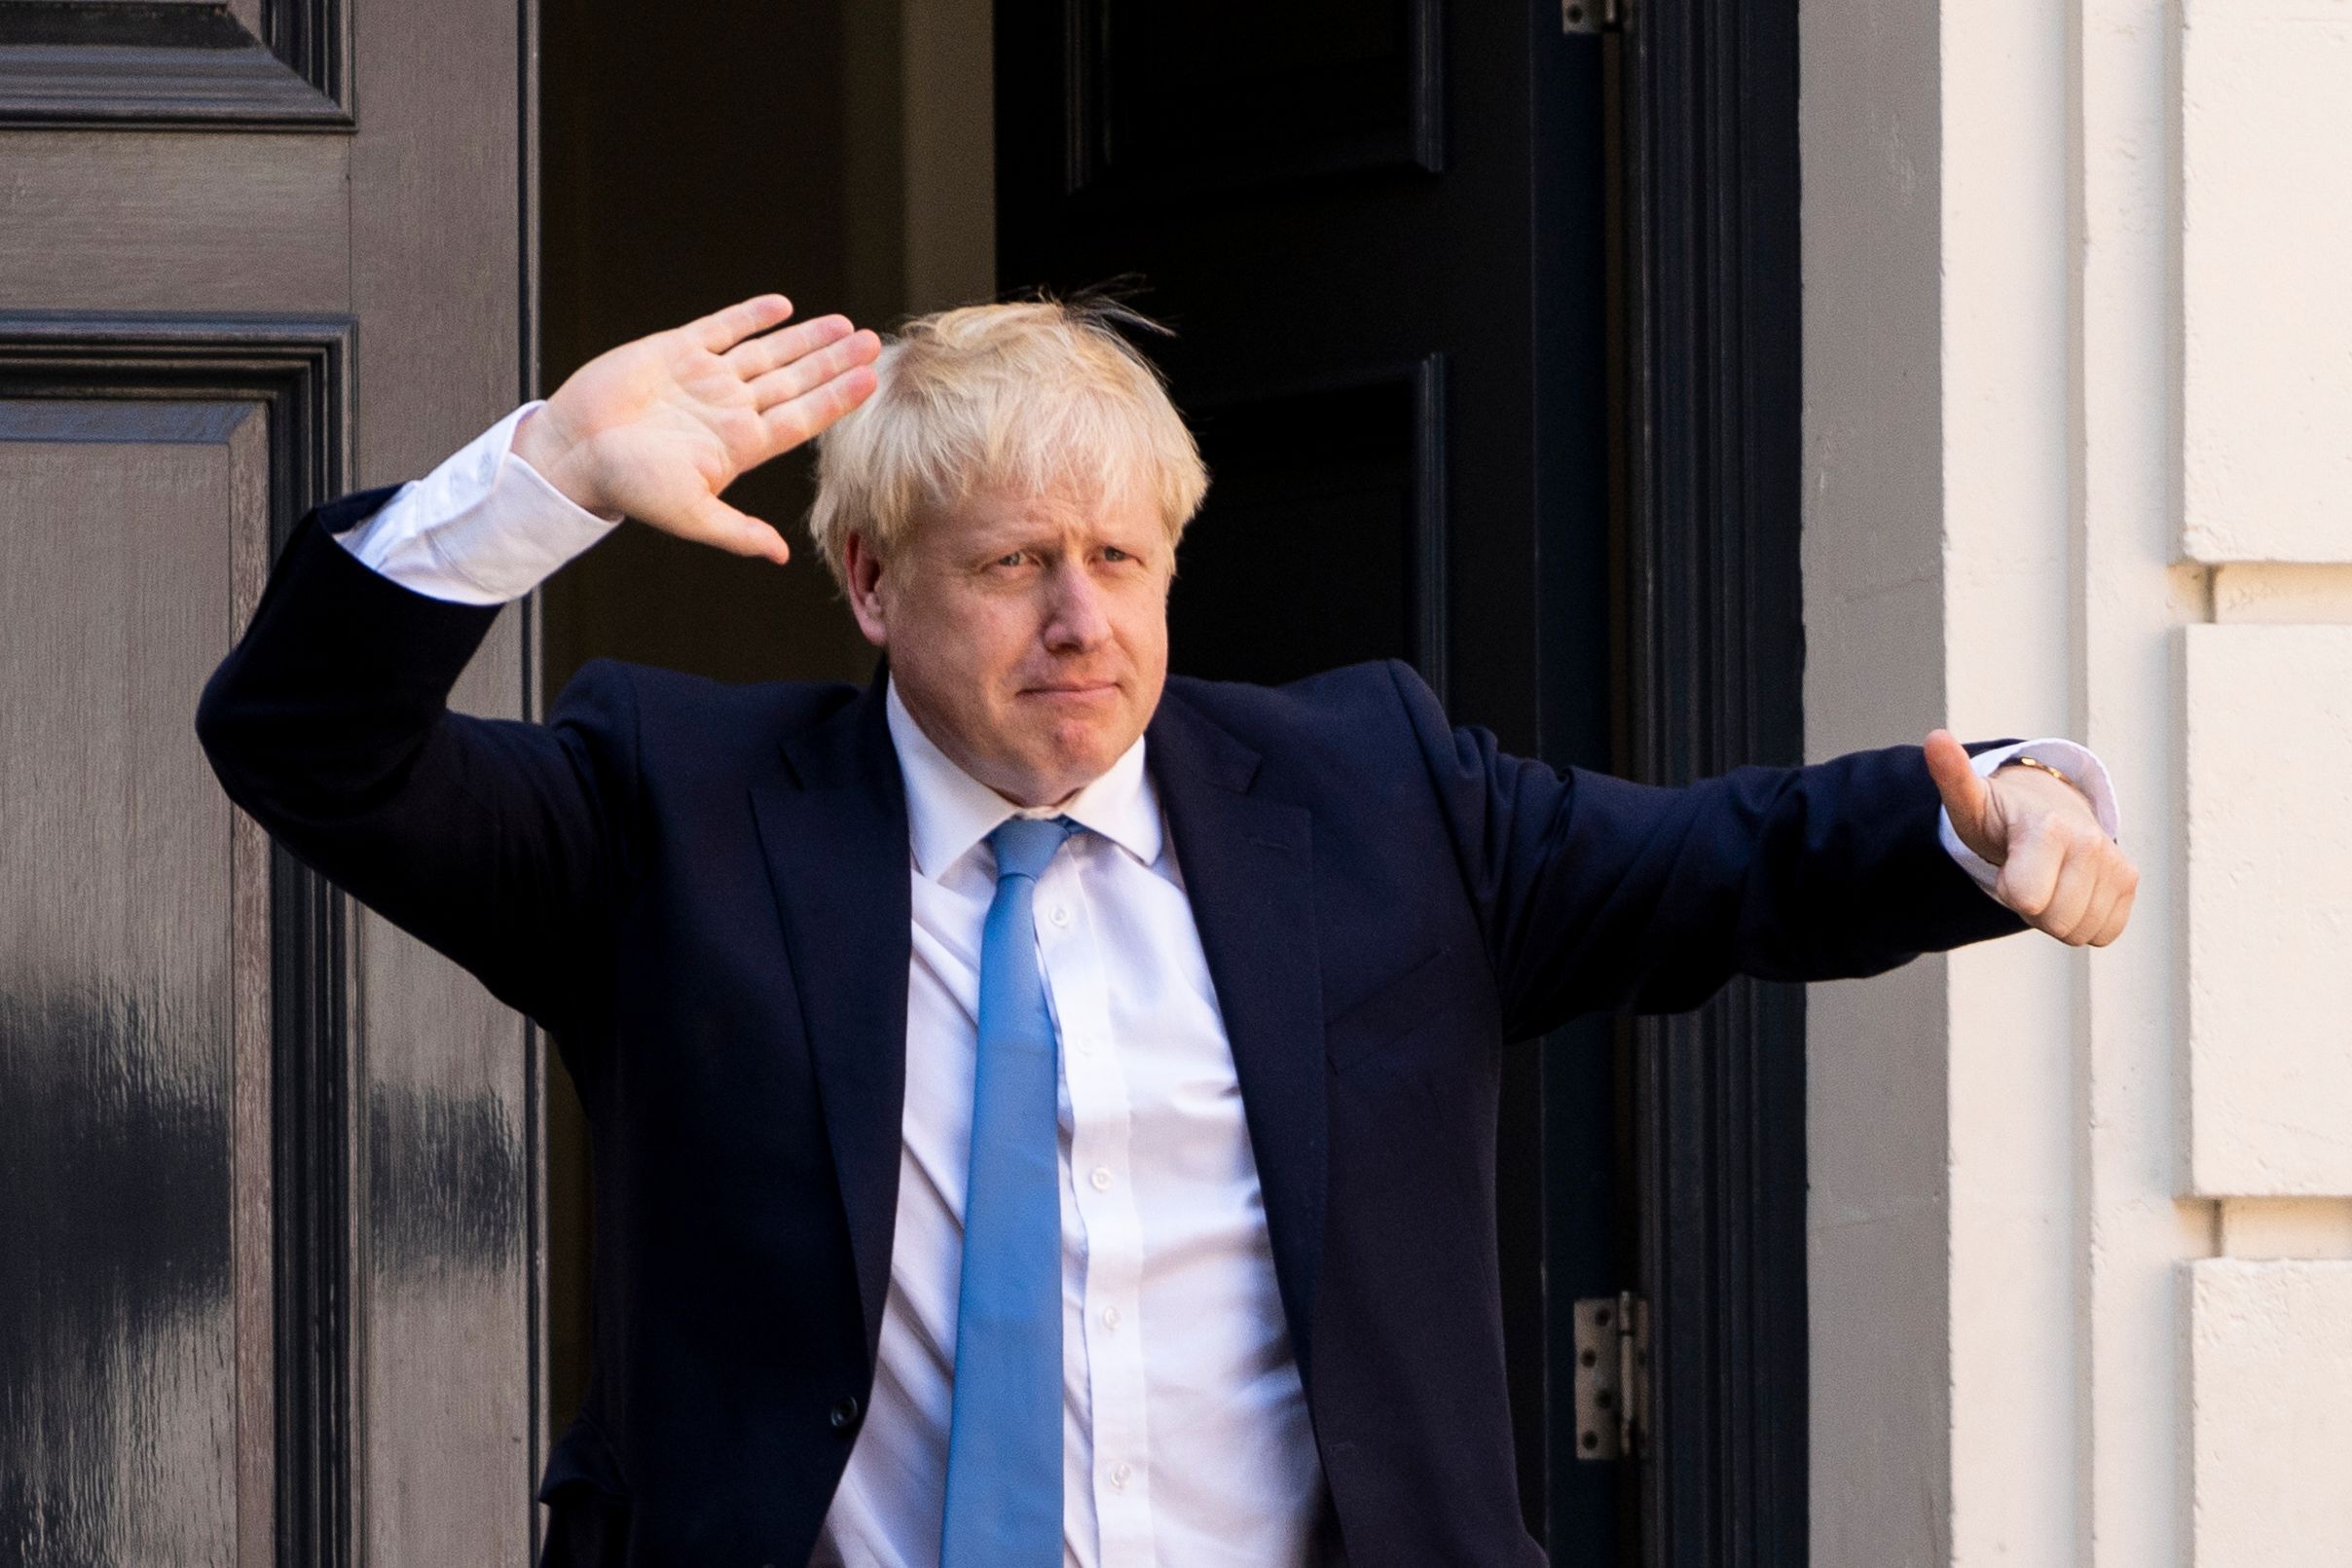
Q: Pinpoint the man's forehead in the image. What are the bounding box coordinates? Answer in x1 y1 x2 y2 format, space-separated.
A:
919 482 1161 542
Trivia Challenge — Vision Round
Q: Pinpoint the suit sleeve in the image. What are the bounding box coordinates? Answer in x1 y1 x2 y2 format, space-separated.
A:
196 492 641 1036
1385 661 2027 1039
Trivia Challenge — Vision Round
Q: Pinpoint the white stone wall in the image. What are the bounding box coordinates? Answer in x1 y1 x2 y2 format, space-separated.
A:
1802 1 2352 1563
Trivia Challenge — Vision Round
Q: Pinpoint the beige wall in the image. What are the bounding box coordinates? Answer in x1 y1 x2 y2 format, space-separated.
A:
1802 0 2352 1563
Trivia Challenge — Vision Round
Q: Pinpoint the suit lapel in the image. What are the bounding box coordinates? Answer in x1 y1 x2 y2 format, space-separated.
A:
746 677 1333 1382
1147 689 1329 1380
747 675 910 1367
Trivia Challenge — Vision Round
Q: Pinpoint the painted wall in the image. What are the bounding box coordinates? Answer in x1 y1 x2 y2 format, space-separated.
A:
1801 0 2352 1563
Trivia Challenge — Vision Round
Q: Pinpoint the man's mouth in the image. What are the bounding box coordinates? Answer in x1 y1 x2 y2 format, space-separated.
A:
1022 680 1118 697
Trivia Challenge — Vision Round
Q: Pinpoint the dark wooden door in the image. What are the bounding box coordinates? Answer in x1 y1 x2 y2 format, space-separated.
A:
0 5 544 1563
995 2 1622 1557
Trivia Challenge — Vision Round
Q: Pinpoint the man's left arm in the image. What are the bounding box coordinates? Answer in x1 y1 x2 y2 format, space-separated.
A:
1385 664 2138 1039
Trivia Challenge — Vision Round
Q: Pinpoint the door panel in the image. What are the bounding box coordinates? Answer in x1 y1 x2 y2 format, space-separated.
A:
1058 0 1441 194
0 4 540 1563
0 136 351 311
1170 360 1445 688
0 397 271 1568
0 0 347 129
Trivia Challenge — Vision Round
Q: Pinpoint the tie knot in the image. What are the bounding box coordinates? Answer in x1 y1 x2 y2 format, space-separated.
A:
987 815 1076 883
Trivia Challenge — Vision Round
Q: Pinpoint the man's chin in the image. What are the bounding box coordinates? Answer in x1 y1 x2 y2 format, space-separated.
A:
1011 730 1134 803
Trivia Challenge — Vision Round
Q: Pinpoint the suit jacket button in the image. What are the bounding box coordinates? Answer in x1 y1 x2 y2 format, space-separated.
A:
828 1396 862 1433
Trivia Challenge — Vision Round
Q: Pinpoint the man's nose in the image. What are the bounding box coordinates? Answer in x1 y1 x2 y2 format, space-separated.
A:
1041 563 1112 650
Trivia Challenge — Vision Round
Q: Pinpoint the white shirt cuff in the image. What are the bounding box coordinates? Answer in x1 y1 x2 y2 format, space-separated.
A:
330 400 622 604
1937 738 2122 895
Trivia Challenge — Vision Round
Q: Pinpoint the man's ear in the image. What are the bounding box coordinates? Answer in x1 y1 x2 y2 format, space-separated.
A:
842 531 889 648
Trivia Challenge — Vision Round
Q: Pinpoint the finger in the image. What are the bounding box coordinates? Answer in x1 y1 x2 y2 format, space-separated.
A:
1995 823 2065 921
681 494 792 565
724 313 858 380
2058 869 2124 947
759 362 880 454
2090 878 2137 946
1924 729 1992 842
2032 840 2100 938
691 293 794 353
749 329 881 412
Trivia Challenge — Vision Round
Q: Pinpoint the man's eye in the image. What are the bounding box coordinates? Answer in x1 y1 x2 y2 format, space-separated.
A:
1103 547 1131 563
993 552 1027 568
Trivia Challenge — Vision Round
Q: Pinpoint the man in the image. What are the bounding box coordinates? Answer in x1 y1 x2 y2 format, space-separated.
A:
197 294 2136 1568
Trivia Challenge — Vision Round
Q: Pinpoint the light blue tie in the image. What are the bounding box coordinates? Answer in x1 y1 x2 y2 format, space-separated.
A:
940 815 1077 1566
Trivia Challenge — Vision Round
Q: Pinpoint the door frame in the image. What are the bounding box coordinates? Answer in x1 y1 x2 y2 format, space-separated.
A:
1616 0 1809 1563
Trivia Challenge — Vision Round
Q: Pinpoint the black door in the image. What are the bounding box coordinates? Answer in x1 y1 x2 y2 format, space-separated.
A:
0 1 545 1562
995 2 1621 1556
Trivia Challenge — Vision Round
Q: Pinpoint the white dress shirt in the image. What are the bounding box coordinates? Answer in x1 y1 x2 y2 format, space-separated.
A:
804 683 1323 1567
332 403 2121 1568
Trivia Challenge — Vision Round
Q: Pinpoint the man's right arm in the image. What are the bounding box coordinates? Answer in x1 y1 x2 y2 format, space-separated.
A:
196 490 645 1036
195 295 881 1033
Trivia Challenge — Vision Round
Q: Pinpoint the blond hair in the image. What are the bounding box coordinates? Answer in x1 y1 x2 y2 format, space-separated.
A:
805 298 1209 590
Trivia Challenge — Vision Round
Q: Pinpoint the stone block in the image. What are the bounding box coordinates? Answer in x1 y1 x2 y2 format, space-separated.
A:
2181 0 2352 563
2187 1260 2352 1565
2185 626 2352 1194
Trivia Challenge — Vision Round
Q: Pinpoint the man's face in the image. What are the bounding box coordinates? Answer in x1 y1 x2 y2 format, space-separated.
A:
845 483 1174 808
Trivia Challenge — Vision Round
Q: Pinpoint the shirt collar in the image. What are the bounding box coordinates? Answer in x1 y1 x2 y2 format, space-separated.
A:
885 675 1164 880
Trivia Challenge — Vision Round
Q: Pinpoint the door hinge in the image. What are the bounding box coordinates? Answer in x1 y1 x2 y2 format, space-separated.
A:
1562 0 1625 35
1571 1292 1651 1461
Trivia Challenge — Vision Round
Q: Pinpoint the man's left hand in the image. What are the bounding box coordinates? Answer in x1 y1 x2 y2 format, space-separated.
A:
1925 730 2139 947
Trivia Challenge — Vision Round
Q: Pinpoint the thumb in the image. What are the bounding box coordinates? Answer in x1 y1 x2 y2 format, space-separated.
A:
1924 728 1993 844
683 495 792 565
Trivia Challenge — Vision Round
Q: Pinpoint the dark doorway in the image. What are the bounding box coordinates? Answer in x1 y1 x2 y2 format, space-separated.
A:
537 0 1810 1560
993 0 1622 1556
534 0 984 1450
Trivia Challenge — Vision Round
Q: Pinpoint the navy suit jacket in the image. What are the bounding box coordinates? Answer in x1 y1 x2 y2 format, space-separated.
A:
197 490 2024 1567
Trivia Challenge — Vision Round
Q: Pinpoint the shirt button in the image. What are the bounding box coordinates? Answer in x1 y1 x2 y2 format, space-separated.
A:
1050 903 1071 927
1109 1461 1133 1489
1089 1166 1113 1191
1100 1304 1121 1330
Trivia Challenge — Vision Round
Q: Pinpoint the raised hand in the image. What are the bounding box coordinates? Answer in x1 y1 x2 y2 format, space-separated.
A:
513 294 882 564
1924 729 2138 947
